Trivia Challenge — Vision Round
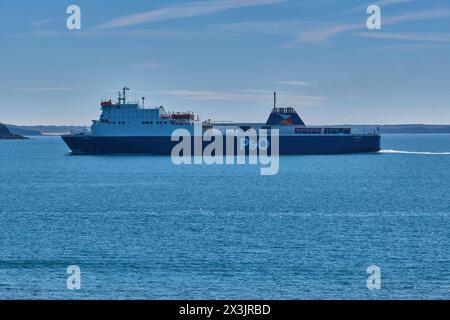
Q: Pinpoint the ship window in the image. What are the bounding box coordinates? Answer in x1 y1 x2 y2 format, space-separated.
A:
323 128 351 134
295 128 322 134
164 122 167 125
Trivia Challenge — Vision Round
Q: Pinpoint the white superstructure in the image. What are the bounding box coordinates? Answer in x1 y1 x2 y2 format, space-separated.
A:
91 87 199 136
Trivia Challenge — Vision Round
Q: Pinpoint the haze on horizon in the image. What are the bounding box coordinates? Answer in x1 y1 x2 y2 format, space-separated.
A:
0 0 450 126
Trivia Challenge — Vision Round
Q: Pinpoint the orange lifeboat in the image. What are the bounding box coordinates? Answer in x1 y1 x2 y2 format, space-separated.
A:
100 100 113 106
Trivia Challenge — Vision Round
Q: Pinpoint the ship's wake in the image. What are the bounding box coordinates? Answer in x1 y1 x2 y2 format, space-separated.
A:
379 149 450 155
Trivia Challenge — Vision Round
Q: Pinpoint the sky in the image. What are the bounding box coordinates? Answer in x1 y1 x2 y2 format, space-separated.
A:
0 0 450 125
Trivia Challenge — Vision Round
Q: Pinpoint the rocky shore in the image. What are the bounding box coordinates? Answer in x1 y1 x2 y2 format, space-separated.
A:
0 123 28 139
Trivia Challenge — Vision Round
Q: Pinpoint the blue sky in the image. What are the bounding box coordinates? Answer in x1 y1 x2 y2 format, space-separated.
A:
0 0 450 125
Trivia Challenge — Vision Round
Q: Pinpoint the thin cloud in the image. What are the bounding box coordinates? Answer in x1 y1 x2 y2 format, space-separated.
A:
359 32 450 42
160 89 326 106
29 19 53 28
375 0 414 5
276 80 311 86
383 7 450 24
359 42 450 51
24 28 215 39
131 61 170 69
348 0 414 12
97 0 285 29
217 20 305 35
13 87 77 92
295 23 363 44
293 7 450 44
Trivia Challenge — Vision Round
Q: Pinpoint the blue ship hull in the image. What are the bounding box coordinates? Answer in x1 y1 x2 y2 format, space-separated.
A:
62 134 381 155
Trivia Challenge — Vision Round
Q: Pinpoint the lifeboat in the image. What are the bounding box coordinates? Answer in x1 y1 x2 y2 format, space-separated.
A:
100 100 113 106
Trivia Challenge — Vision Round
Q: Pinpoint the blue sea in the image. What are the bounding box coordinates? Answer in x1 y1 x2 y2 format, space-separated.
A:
0 135 449 299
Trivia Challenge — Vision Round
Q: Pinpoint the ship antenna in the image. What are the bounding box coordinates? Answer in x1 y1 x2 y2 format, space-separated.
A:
118 91 122 104
274 91 277 109
142 97 145 107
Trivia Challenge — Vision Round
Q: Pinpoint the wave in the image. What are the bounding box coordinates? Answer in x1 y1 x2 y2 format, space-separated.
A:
379 149 450 155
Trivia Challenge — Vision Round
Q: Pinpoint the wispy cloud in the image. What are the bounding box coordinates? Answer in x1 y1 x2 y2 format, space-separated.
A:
275 80 311 86
359 32 450 42
160 89 326 106
97 0 285 29
349 0 414 12
131 61 170 69
294 23 363 44
293 7 450 44
345 0 415 14
21 28 215 39
13 87 76 92
217 20 304 35
383 7 450 24
29 18 53 29
359 42 450 51
374 0 414 6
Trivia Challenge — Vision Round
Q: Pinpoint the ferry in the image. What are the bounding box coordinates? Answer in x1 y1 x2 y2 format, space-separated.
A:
62 87 381 155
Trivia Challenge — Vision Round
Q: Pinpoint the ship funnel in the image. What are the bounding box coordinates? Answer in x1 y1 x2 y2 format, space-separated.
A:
266 92 305 126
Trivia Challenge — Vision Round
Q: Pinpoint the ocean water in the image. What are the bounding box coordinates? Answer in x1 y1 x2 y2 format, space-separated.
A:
0 134 449 299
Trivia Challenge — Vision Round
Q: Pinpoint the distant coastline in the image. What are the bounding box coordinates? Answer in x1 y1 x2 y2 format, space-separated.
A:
323 124 450 134
6 124 87 136
5 124 450 136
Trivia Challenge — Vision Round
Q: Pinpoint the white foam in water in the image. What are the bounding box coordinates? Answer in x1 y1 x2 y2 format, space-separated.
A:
379 149 450 155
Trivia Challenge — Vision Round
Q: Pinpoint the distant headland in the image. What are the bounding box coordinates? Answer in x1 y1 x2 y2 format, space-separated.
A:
0 123 28 139
5 124 87 136
3 124 450 136
325 124 450 134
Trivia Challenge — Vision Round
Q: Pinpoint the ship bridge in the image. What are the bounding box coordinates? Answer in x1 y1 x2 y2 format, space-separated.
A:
91 87 198 136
